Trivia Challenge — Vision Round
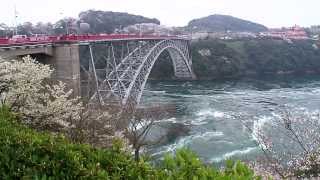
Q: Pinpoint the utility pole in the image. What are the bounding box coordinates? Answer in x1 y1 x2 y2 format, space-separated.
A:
120 25 122 33
139 24 142 37
60 11 68 35
66 19 69 35
14 5 18 35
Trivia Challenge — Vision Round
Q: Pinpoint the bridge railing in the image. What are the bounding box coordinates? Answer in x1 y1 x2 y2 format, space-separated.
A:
0 34 190 46
58 34 189 41
0 38 9 45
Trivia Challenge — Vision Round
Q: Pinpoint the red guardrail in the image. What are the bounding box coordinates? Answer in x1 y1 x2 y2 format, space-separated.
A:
0 38 9 44
0 34 189 46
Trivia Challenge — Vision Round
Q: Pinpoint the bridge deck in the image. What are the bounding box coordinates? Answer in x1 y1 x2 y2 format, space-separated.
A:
0 34 190 47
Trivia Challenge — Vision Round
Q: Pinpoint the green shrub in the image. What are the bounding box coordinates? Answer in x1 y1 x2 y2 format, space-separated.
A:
0 106 156 179
0 106 261 179
157 149 261 180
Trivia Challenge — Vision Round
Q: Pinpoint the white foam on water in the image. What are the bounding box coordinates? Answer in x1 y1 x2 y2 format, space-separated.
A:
215 140 234 145
188 89 220 95
163 84 178 87
151 135 192 156
193 131 224 141
214 111 225 118
196 109 227 118
223 147 257 159
270 112 281 119
311 88 320 94
209 147 257 163
148 90 166 94
190 116 208 125
191 109 229 125
151 131 224 156
166 93 207 98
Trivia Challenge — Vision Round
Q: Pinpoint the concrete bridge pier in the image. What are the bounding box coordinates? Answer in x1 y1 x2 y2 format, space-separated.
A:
52 44 81 97
0 43 81 97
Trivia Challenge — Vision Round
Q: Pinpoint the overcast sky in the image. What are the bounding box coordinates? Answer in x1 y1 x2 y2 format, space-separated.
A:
1 0 319 28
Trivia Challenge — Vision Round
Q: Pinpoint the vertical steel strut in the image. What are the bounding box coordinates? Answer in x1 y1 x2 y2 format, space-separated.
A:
86 39 195 110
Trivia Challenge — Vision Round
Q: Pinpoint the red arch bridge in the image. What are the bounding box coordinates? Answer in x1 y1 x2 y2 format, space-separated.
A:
0 34 195 110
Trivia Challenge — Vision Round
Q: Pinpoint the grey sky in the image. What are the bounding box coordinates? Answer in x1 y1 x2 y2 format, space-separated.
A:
1 0 319 28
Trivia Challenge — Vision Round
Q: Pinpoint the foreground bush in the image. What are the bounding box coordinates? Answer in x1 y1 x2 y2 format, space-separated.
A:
157 150 261 179
0 106 156 179
0 107 261 179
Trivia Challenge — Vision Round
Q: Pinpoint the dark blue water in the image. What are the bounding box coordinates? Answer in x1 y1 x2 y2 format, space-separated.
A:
140 76 320 163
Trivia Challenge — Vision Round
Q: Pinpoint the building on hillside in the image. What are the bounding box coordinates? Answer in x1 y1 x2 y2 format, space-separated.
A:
229 32 257 39
191 31 257 40
260 25 309 40
121 23 185 36
191 31 209 40
286 26 308 40
310 25 320 34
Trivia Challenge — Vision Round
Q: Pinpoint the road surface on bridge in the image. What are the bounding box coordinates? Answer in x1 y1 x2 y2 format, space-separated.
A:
0 34 190 47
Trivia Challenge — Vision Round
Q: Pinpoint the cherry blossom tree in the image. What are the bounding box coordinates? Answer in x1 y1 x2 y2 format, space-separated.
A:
0 56 130 151
241 107 320 178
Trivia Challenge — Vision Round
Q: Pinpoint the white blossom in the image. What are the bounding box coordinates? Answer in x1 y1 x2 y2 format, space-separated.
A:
253 108 320 178
0 56 82 129
0 56 132 150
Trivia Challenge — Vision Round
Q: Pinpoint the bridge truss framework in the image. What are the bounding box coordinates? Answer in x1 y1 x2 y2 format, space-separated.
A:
80 38 195 111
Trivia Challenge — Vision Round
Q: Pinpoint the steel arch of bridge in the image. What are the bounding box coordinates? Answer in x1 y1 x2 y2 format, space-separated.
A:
83 39 195 110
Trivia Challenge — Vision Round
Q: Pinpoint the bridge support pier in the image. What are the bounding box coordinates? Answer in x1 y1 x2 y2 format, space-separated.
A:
0 43 81 97
52 44 81 97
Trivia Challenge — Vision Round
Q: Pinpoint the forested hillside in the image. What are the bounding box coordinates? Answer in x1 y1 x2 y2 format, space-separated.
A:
187 14 268 32
78 10 160 33
0 10 160 36
150 39 320 80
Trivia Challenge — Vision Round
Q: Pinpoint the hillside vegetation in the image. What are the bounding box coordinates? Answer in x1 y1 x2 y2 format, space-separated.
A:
187 14 268 32
151 39 320 80
192 39 320 79
79 10 160 34
1 10 160 36
2 12 268 36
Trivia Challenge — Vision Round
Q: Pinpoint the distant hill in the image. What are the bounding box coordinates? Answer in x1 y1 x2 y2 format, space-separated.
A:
0 10 161 36
79 10 160 33
187 14 268 33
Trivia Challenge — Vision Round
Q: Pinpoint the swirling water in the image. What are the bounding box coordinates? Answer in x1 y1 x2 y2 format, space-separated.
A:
140 75 320 164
